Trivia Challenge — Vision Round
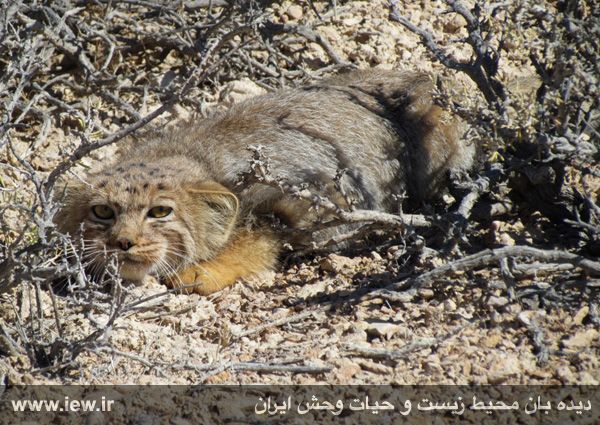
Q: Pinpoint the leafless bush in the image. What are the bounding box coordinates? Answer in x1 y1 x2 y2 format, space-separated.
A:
0 0 598 380
391 0 598 234
0 0 352 373
388 0 599 358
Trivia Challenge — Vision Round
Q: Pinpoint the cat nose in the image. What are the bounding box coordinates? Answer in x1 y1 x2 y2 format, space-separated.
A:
116 237 134 251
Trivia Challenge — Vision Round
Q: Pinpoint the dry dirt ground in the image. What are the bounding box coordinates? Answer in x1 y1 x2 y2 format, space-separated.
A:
0 0 598 387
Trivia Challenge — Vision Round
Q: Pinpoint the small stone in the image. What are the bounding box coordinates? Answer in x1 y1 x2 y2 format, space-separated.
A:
490 311 502 325
336 358 362 380
562 328 599 350
319 254 358 274
573 306 589 325
487 353 521 383
498 233 516 246
264 332 284 345
442 193 456 205
297 279 330 298
204 370 232 384
482 332 503 348
502 36 519 51
517 310 542 326
443 15 467 33
422 354 443 374
357 359 391 374
386 245 404 259
219 78 267 105
443 299 457 312
487 296 509 307
286 5 303 20
577 371 599 385
342 16 362 26
296 376 317 384
345 327 368 344
370 251 383 261
555 365 576 383
364 321 406 339
418 288 435 299
505 303 522 314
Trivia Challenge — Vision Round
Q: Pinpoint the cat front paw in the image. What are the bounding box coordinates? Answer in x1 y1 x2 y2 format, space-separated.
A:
163 268 203 294
163 266 226 295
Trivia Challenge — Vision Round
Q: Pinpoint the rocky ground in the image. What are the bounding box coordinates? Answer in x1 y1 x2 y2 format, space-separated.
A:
0 0 598 388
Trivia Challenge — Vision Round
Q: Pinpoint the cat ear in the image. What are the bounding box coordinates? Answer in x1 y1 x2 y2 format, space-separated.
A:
187 181 239 234
53 179 90 236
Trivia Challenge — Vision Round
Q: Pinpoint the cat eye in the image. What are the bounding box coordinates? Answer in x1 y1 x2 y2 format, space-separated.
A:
147 206 173 218
91 205 115 220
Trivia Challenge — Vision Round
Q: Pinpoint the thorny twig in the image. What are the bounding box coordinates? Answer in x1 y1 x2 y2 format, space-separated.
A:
0 0 308 372
389 0 506 112
349 245 600 308
346 325 466 361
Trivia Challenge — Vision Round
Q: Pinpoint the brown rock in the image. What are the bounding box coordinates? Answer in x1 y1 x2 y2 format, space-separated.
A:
562 328 599 350
555 365 576 383
319 254 359 274
218 78 267 105
204 371 232 384
364 321 406 339
487 353 521 383
286 5 303 20
573 306 589 325
335 358 362 380
418 288 435 299
357 359 391 375
443 15 467 33
482 332 503 348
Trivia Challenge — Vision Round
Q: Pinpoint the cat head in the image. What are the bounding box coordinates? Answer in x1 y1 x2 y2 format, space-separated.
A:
55 160 238 283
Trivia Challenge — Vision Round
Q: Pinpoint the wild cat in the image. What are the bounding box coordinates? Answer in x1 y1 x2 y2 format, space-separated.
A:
55 69 474 294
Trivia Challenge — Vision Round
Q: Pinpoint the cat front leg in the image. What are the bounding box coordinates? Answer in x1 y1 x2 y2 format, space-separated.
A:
163 229 279 295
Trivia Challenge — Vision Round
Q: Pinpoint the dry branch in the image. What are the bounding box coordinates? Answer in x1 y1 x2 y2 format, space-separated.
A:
389 0 505 110
273 23 351 67
173 361 332 383
0 0 292 372
232 308 326 339
346 324 466 361
346 338 439 360
354 245 600 306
